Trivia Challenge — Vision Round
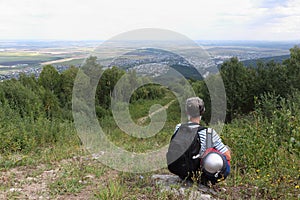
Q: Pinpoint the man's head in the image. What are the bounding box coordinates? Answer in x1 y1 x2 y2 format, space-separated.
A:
185 97 205 118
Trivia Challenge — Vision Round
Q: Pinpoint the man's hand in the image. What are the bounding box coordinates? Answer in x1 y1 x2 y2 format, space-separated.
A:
224 150 231 161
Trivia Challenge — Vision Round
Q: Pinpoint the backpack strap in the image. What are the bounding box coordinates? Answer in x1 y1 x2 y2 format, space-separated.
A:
172 123 203 137
206 128 213 149
189 123 205 160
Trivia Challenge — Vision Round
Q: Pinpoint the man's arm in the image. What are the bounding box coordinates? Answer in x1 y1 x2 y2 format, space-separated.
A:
212 130 231 161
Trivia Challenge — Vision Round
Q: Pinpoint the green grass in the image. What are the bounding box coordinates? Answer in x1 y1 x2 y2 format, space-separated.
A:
50 178 85 195
0 55 58 64
129 89 176 120
218 95 300 199
94 173 181 200
0 90 299 199
0 52 61 73
94 180 127 200
100 95 180 153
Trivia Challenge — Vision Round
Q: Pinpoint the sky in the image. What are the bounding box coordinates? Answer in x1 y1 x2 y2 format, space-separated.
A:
0 0 299 41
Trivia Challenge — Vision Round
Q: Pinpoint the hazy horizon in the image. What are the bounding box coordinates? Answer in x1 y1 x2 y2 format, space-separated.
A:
0 39 299 42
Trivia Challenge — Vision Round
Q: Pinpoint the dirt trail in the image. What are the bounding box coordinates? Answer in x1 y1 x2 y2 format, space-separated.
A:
137 99 175 125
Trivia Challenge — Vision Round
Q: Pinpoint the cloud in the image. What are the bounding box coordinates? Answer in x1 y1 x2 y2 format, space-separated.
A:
0 0 299 40
213 0 300 40
254 0 290 8
251 0 300 39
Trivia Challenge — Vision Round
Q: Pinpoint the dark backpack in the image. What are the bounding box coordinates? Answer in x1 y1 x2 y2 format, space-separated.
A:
166 123 205 180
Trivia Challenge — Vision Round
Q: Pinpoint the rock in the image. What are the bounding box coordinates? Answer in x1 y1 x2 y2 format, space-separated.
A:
9 188 22 192
78 180 87 184
152 174 182 185
83 174 95 180
151 174 216 200
189 190 213 200
26 177 37 182
92 152 104 160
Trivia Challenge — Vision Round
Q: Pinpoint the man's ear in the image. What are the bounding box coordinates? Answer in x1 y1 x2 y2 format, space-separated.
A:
199 105 205 116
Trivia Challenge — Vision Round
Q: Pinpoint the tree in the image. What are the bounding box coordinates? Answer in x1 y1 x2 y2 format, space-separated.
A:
38 65 61 96
220 57 254 121
191 80 211 123
0 79 43 118
41 88 61 119
96 66 125 109
284 46 300 90
19 73 39 91
60 66 78 109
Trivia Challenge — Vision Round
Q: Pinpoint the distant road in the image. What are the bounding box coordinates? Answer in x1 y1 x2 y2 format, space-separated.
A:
40 56 84 65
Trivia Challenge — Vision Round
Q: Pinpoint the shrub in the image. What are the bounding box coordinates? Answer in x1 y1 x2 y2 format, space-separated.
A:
222 92 300 199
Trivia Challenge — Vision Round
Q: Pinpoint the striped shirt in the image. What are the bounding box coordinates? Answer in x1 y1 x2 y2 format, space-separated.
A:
174 123 228 156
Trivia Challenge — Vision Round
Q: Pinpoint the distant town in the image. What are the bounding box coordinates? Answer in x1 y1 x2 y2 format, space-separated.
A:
0 40 296 81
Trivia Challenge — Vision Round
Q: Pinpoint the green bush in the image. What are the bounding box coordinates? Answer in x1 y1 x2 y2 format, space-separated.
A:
0 105 78 154
222 92 300 199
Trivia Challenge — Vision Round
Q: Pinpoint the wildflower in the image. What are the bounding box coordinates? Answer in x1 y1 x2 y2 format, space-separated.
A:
295 185 299 189
256 169 260 173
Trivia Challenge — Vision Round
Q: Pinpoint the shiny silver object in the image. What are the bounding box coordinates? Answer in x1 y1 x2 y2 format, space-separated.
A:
202 152 224 174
